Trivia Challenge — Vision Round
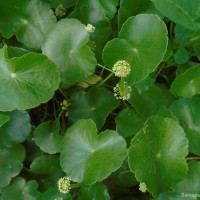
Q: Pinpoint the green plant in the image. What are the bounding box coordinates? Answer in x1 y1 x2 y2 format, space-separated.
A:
0 0 200 199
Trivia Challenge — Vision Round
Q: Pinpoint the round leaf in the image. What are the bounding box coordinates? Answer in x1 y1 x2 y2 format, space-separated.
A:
128 115 188 197
69 87 119 129
169 97 200 156
33 119 62 154
0 145 25 189
0 0 26 38
0 46 60 111
15 0 57 49
0 110 31 148
75 0 118 19
103 14 168 84
1 177 40 200
42 18 97 87
78 182 110 200
151 0 200 31
171 64 200 97
60 119 127 184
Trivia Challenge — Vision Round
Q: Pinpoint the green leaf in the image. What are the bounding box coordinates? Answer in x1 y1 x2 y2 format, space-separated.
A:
118 0 161 29
171 64 200 97
69 87 119 129
0 46 60 111
175 25 193 44
174 47 189 64
158 161 200 199
169 97 200 156
48 0 77 8
78 182 110 200
42 18 97 87
0 0 26 38
15 0 57 49
0 145 25 189
115 108 144 144
151 0 200 31
0 110 31 148
69 5 112 62
33 119 62 154
1 177 40 200
30 155 64 189
129 85 174 119
111 160 138 188
128 115 188 197
75 0 118 19
60 119 127 184
0 0 56 49
0 113 10 127
7 46 29 59
103 14 168 84
38 188 72 200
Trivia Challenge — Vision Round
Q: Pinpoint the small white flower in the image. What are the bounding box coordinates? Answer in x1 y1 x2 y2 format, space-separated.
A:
113 82 132 100
55 198 63 200
112 60 131 77
85 24 95 33
57 177 71 194
139 182 147 193
60 99 70 110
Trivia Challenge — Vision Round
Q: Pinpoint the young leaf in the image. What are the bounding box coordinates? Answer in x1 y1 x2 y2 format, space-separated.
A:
0 145 25 189
33 119 62 154
0 112 10 127
128 115 188 197
42 18 97 88
171 64 200 97
60 119 127 184
103 14 168 84
0 46 60 111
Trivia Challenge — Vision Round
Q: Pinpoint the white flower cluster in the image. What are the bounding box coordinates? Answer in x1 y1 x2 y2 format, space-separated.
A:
57 177 71 194
85 24 95 33
113 82 132 100
112 60 131 77
60 99 70 111
139 182 147 193
55 198 63 200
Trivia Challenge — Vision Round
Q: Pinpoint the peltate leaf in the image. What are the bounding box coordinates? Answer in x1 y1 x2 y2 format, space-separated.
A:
42 18 97 87
103 14 168 84
60 119 127 184
128 115 188 197
0 46 60 111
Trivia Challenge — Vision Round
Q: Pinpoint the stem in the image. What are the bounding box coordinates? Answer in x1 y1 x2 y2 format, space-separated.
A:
96 73 113 86
97 63 113 73
169 22 173 40
174 38 200 49
186 157 200 161
58 109 65 119
59 89 68 99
